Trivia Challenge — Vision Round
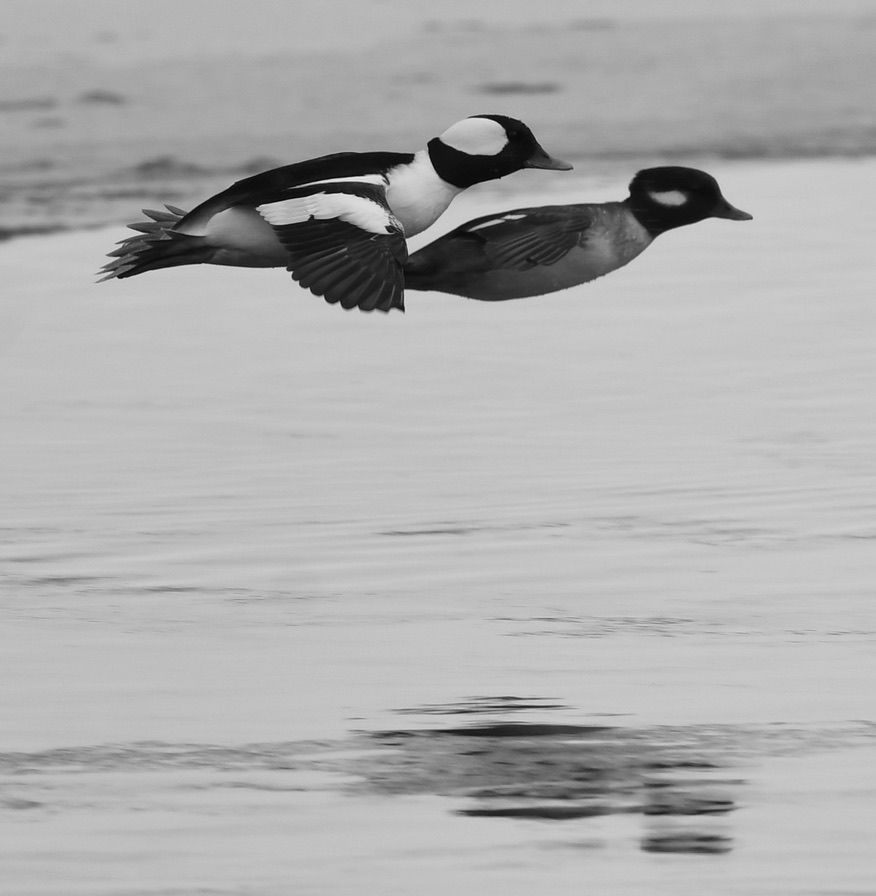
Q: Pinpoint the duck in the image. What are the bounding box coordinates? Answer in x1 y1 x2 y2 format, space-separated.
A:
403 166 752 301
98 115 572 312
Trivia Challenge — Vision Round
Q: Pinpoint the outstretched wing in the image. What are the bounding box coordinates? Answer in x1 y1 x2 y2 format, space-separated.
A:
257 180 408 312
451 206 594 270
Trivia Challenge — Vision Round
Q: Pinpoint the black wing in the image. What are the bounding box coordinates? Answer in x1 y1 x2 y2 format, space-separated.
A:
258 181 408 313
450 206 594 270
180 151 415 232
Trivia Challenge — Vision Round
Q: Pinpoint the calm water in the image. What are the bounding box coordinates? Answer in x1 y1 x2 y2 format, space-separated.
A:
1 160 875 893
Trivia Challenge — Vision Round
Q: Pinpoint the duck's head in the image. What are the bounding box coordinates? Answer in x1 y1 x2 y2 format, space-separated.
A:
428 115 573 188
627 167 752 235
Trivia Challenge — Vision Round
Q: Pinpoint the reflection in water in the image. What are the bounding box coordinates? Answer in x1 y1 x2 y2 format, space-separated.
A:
2 702 874 887
0 700 740 855
357 696 740 854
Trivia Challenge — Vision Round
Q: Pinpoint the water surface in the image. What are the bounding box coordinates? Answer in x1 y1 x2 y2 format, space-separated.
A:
1 160 875 893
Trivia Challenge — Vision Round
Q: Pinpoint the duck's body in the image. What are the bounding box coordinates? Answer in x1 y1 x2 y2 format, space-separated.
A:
99 115 571 313
406 202 654 301
404 167 752 301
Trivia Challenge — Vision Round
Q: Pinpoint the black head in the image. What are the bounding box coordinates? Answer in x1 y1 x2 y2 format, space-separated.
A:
427 114 573 189
627 166 752 236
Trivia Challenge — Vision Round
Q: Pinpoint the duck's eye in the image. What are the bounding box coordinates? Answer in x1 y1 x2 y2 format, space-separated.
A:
648 190 688 206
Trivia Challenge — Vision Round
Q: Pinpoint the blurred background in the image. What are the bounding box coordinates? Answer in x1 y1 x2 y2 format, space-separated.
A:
3 4 876 892
1 0 874 235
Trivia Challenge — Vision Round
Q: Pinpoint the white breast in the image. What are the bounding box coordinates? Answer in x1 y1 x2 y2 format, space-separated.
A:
385 150 462 237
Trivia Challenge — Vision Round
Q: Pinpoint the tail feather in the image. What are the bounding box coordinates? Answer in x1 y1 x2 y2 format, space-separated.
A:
97 205 213 281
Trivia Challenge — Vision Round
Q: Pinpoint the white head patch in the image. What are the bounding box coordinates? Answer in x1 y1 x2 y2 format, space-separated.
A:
438 117 509 157
648 189 688 207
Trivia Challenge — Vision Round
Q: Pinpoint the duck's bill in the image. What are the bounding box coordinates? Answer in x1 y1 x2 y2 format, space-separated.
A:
712 199 753 221
524 145 574 171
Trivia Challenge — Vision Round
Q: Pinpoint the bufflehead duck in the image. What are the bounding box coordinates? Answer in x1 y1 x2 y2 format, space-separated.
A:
99 115 571 312
403 166 752 301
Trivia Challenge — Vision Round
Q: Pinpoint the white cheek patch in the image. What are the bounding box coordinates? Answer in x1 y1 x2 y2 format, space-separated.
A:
648 190 688 207
439 117 509 156
257 193 392 235
468 213 528 231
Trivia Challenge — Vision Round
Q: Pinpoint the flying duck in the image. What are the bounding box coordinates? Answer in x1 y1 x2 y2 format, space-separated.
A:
403 166 752 301
98 115 572 312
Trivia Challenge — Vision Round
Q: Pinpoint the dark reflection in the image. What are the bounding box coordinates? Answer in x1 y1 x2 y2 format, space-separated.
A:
642 833 732 854
4 714 871 862
359 696 741 855
395 696 569 715
383 723 610 738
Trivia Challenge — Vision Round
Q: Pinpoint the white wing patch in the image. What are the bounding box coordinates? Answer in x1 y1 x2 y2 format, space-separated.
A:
467 213 528 232
298 174 387 189
438 117 508 156
648 189 688 207
257 192 393 235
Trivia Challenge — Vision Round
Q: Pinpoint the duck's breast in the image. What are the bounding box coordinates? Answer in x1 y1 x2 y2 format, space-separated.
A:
385 151 462 237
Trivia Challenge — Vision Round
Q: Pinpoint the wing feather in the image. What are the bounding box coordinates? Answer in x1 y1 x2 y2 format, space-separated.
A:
258 181 407 313
458 206 594 270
